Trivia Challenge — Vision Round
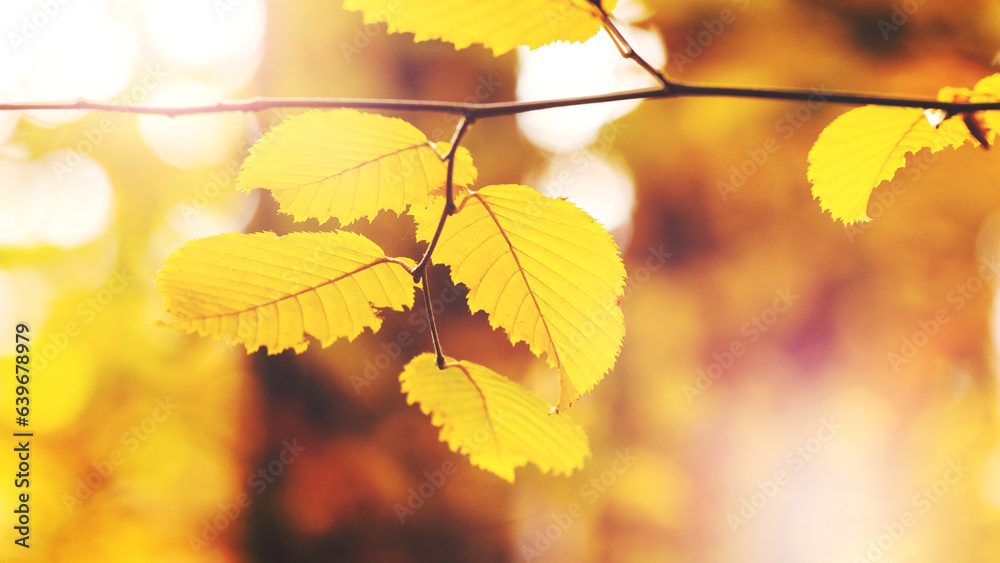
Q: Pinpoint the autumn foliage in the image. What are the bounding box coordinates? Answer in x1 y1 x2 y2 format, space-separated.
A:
5 0 1000 562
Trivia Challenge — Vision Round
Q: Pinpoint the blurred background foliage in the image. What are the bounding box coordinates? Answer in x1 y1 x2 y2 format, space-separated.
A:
3 0 1000 561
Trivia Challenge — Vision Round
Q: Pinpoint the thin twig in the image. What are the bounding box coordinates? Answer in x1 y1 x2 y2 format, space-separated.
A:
411 199 450 282
420 265 446 369
0 97 471 117
411 116 472 279
442 116 473 214
598 11 671 90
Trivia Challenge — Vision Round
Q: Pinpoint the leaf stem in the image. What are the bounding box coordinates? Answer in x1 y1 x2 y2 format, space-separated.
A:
411 199 449 282
420 265 446 369
412 116 472 279
442 116 473 215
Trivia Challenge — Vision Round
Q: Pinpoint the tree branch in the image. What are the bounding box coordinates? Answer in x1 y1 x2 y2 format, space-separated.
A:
0 97 472 117
4 82 1000 121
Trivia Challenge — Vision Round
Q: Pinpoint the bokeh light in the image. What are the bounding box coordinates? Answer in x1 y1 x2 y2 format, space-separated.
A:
137 80 250 169
3 1 1000 562
0 150 115 248
516 18 664 153
526 151 636 237
10 1 139 126
139 0 267 91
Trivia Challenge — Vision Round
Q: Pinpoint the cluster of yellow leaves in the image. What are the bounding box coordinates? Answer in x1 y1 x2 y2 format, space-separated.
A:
412 185 625 411
154 0 1000 482
808 74 1000 224
157 108 625 480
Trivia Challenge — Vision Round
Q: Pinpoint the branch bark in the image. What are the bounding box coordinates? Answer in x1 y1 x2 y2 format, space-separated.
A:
3 82 999 121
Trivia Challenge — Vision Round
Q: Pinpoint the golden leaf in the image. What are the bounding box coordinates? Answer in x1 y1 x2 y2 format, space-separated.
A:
808 74 1000 223
807 106 969 223
156 231 416 353
400 353 590 481
238 109 476 225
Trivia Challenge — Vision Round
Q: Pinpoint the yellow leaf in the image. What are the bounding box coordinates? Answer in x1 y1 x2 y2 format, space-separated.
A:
238 110 477 226
807 106 970 223
407 193 467 242
156 231 416 354
400 353 590 481
416 185 626 411
407 196 443 242
342 0 614 56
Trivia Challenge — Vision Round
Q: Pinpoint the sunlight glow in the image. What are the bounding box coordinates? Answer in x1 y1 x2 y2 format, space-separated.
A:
0 112 18 145
0 271 47 341
137 81 250 169
0 151 115 248
140 0 267 90
980 210 1000 508
527 151 636 235
0 42 18 143
766 464 880 563
515 20 665 153
165 190 261 240
12 2 139 126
